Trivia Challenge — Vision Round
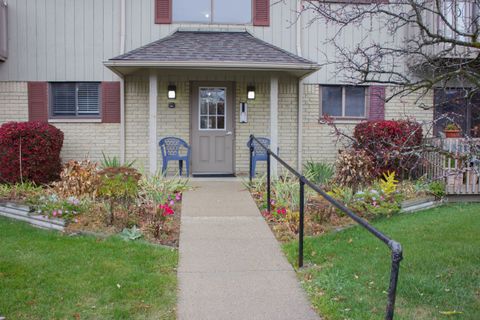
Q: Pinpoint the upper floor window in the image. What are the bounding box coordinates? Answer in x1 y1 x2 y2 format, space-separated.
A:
434 88 480 137
321 85 367 118
50 82 100 118
440 0 475 39
173 0 252 24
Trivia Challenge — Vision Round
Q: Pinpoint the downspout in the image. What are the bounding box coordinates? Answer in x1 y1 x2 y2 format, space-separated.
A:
297 0 304 172
119 0 126 164
296 0 302 57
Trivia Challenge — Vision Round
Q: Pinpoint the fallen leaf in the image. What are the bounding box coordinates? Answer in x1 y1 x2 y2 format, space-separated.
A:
439 310 463 315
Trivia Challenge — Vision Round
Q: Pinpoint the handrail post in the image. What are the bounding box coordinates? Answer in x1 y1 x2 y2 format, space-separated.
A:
267 151 271 213
385 242 403 320
249 136 254 183
298 178 305 268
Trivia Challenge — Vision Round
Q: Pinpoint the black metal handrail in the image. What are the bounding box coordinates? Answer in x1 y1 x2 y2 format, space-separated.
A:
248 135 403 320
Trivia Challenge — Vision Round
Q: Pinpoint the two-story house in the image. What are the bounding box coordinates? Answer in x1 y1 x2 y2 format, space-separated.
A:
0 0 454 176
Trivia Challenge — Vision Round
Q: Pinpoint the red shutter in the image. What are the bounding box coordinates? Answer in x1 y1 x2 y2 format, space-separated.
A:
102 82 121 123
253 0 270 26
155 0 172 24
368 86 385 120
28 82 48 122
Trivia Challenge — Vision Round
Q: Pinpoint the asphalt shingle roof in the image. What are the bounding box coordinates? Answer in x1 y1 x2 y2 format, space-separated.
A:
110 31 316 66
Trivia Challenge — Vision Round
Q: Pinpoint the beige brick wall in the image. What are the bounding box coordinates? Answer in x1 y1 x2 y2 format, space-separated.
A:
302 84 355 165
0 82 29 123
125 77 149 172
301 85 435 166
279 79 298 171
0 79 436 175
52 123 120 162
235 79 270 175
123 73 300 176
0 81 120 164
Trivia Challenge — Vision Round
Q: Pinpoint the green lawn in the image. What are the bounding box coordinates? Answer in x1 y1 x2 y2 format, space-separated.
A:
283 203 480 320
0 217 177 319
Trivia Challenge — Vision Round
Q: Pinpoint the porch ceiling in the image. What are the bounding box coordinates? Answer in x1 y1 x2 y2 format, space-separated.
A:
104 30 320 78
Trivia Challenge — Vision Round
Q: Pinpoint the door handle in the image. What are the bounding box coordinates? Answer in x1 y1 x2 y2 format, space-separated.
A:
226 131 233 136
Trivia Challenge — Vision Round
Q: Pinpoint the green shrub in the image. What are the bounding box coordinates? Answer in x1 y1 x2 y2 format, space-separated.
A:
304 161 334 185
428 180 446 198
328 181 401 218
97 167 141 225
349 188 401 218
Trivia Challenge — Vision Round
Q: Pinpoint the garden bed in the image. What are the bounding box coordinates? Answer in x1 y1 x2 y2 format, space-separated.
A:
246 171 445 243
0 160 190 248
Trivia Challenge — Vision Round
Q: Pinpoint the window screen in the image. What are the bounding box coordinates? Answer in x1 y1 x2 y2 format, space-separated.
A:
322 86 342 117
51 82 100 117
345 87 366 117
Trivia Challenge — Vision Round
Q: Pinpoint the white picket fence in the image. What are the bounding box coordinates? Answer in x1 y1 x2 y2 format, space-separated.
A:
421 138 480 195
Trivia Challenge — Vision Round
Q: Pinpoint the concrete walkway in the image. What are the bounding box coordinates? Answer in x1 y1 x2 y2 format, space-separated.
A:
177 180 320 320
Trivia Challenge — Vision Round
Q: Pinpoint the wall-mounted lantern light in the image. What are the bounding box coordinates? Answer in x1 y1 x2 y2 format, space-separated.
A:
167 85 176 99
247 85 255 100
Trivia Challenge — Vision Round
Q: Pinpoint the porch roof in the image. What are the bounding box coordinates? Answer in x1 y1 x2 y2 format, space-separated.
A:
104 30 320 77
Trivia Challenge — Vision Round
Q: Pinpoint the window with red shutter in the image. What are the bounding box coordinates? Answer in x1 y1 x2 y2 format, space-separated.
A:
49 82 101 119
320 85 367 118
166 1 263 25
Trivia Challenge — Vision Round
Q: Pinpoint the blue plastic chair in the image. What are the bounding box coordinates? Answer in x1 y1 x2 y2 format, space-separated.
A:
159 137 191 176
247 137 270 177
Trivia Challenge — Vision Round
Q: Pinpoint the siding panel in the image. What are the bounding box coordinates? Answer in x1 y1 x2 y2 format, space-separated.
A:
74 0 85 80
55 0 66 80
64 0 75 79
1 0 300 81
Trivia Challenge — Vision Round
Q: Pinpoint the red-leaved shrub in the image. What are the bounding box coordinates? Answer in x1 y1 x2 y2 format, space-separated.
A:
0 121 64 184
353 120 423 178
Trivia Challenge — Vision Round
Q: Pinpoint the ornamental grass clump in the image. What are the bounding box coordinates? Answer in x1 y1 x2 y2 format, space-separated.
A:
304 161 334 185
137 172 187 239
